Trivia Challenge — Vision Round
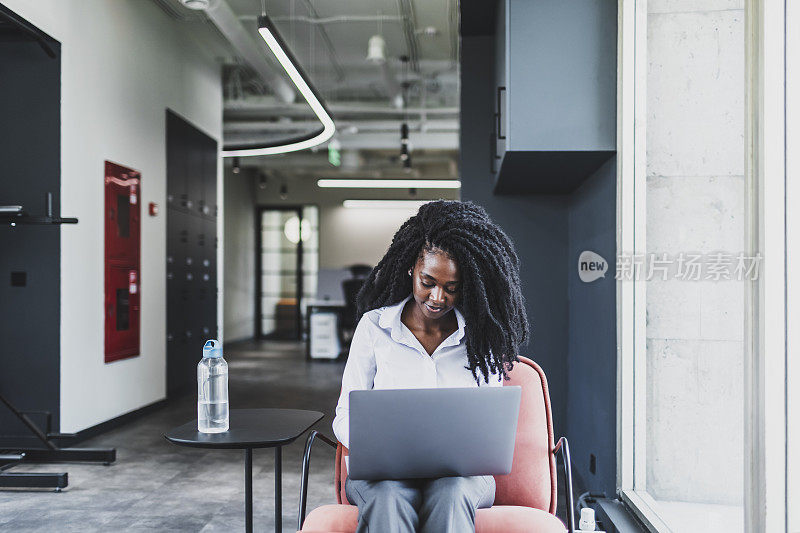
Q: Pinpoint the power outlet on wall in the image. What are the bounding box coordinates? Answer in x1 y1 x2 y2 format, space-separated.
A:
10 271 26 287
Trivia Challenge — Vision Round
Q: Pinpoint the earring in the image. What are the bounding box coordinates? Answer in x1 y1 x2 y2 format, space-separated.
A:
408 269 412 276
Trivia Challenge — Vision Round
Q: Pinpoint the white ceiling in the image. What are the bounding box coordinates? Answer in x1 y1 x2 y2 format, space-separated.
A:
229 0 458 72
154 0 460 174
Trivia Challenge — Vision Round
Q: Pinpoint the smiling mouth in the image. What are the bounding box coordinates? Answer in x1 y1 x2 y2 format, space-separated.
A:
425 303 444 313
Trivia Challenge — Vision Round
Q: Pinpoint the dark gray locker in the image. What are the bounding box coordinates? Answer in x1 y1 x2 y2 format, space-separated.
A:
166 111 187 211
202 138 217 218
166 109 218 399
186 130 202 214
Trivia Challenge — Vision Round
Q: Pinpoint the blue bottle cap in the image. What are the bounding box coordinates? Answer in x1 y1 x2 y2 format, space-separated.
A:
203 339 222 358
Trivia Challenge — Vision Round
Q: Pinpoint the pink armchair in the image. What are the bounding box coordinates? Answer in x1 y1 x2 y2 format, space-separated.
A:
297 356 575 532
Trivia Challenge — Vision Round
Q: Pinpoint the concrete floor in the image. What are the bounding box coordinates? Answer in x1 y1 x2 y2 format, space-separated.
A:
0 340 345 532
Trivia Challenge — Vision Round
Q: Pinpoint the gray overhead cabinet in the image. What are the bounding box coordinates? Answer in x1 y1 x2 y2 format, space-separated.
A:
491 0 616 194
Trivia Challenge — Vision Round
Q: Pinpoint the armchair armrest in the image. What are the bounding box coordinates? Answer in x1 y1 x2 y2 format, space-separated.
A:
553 436 576 533
298 429 337 531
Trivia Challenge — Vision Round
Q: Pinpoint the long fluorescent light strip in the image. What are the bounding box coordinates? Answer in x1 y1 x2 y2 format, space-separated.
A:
343 200 431 209
222 17 335 157
318 179 460 189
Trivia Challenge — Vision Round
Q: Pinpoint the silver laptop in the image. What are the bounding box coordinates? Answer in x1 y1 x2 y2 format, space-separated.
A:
348 386 521 480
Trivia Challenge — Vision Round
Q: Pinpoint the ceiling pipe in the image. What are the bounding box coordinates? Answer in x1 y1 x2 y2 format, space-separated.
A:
204 0 296 103
396 0 420 72
224 119 458 133
225 131 457 151
246 15 405 25
224 99 457 116
226 152 457 169
297 0 345 81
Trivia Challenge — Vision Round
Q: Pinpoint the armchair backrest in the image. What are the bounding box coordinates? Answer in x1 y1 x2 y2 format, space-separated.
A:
495 356 556 513
335 356 556 514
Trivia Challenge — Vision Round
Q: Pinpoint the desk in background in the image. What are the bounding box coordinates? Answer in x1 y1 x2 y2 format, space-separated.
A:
305 302 345 360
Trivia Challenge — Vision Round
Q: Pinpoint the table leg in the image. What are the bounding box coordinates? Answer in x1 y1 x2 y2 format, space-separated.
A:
245 448 253 533
275 446 282 533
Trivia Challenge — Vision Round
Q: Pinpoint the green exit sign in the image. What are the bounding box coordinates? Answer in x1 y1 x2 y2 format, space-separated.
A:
328 144 341 167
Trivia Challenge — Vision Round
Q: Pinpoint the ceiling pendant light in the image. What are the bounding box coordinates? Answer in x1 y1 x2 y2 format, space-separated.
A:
366 35 387 64
222 14 335 158
399 56 412 171
400 122 411 170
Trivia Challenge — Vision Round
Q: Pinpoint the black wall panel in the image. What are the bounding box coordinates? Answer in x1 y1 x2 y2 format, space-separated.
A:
203 148 217 218
166 110 218 398
0 35 61 445
459 35 570 438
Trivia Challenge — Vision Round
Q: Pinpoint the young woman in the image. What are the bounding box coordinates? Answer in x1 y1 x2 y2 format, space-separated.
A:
332 200 529 533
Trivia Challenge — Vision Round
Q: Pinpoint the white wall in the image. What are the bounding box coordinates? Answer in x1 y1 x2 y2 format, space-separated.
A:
319 206 423 269
223 171 255 342
3 0 223 433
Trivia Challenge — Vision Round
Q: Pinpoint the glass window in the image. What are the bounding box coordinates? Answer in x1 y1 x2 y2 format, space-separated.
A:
621 1 748 531
258 206 319 339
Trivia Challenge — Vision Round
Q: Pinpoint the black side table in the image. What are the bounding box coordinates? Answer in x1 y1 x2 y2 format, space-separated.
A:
164 408 323 533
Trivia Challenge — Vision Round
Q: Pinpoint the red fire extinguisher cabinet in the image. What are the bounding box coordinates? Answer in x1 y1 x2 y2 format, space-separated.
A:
104 161 141 363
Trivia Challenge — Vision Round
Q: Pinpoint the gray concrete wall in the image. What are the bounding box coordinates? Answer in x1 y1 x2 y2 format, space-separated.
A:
645 0 745 504
223 170 256 343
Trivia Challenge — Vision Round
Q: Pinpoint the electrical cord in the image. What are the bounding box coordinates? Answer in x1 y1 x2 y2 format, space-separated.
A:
577 490 607 509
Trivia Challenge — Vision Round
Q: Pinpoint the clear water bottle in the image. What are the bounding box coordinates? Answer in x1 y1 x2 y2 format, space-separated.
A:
197 339 229 433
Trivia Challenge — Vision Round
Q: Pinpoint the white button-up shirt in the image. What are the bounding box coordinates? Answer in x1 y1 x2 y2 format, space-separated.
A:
332 294 502 448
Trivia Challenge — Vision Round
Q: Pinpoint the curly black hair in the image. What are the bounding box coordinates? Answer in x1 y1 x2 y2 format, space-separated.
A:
356 200 529 383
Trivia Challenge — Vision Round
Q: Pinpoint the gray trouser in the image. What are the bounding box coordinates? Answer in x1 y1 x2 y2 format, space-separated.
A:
345 475 495 533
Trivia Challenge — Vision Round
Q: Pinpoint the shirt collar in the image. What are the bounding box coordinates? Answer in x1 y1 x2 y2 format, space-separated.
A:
378 294 466 347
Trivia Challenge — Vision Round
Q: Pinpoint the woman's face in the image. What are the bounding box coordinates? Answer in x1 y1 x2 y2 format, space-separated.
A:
410 249 461 321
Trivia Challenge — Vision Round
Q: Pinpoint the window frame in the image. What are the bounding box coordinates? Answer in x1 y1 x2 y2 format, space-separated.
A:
746 1 790 532
615 0 791 531
616 0 663 528
787 0 800 523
